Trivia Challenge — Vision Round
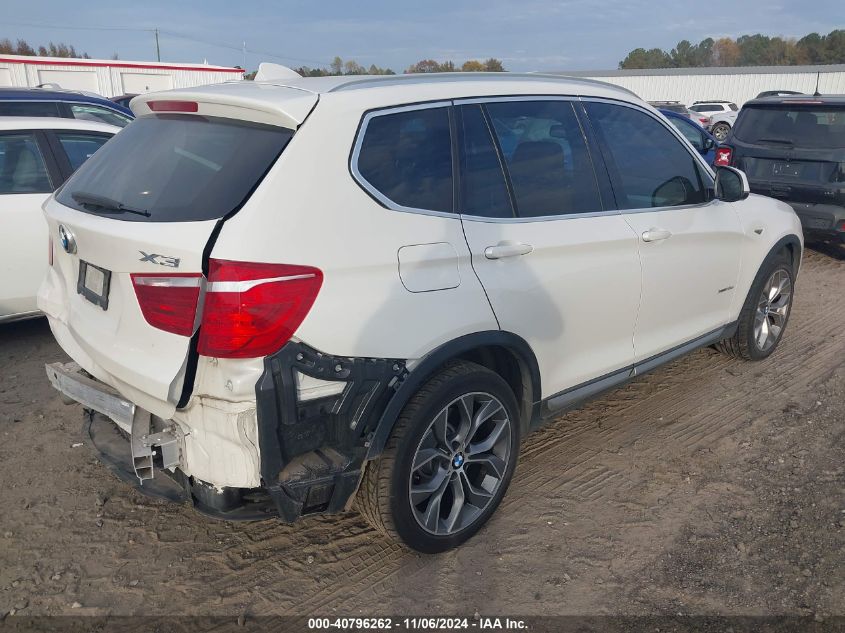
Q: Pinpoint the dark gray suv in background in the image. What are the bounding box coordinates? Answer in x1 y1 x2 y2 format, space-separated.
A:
716 94 845 246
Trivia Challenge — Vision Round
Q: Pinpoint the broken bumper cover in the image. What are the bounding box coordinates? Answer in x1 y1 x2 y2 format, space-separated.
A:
46 361 277 521
46 354 401 523
84 411 278 521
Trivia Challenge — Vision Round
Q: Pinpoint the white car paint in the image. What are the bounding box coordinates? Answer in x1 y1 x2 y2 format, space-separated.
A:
39 75 803 494
0 117 118 323
689 102 739 139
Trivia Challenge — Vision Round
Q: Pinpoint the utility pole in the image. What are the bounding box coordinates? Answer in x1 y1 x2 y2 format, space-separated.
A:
242 41 246 70
154 28 161 62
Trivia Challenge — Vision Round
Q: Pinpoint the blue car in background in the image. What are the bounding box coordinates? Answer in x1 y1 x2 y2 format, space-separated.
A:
659 108 718 165
0 87 134 128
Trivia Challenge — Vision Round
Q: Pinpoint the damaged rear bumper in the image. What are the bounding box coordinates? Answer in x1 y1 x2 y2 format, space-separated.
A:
46 339 408 523
47 361 277 520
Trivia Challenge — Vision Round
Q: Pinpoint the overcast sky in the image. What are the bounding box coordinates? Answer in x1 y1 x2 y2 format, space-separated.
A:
4 0 842 72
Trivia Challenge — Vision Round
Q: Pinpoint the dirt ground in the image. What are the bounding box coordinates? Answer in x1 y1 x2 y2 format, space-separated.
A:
0 247 843 622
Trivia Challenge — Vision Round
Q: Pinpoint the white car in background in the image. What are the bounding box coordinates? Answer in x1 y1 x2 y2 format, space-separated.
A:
689 100 740 141
40 74 802 553
0 117 118 323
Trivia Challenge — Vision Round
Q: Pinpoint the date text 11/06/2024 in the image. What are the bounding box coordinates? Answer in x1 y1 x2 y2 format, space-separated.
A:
307 617 528 630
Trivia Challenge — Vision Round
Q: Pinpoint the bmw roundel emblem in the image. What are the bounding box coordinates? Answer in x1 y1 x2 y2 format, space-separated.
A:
58 225 76 255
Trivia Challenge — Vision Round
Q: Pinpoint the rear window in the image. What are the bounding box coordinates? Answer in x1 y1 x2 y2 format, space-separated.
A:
356 107 453 213
660 104 688 115
56 114 293 222
733 105 845 149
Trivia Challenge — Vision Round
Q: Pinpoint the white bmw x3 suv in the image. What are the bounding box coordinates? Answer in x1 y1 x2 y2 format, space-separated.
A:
40 73 802 553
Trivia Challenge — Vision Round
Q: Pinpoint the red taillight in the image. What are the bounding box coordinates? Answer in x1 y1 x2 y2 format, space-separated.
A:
147 100 199 113
714 147 733 167
197 259 323 359
131 274 203 337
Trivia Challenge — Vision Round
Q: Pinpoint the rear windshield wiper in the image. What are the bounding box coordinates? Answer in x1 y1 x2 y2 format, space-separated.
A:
756 137 795 146
71 191 151 217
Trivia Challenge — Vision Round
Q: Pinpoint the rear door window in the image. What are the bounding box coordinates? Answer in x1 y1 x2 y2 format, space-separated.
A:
56 114 293 222
69 103 132 128
484 100 603 217
585 102 709 209
0 132 52 194
0 101 62 117
733 105 845 149
356 107 453 213
668 116 705 151
457 104 513 218
54 132 112 171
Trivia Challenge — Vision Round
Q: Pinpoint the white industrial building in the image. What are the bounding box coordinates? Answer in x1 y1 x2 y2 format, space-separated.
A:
0 54 245 97
558 64 845 107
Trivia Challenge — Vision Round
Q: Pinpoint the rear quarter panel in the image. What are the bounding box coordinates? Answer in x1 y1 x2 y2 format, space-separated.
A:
208 92 499 362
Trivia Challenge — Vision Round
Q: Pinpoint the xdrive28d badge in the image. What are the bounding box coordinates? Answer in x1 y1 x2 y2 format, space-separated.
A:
58 225 76 255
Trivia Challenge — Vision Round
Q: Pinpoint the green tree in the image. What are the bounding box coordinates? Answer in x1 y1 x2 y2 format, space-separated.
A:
694 38 715 66
619 47 672 69
824 29 845 63
482 58 505 71
797 32 826 63
0 38 88 58
407 58 505 73
670 40 697 67
619 28 845 69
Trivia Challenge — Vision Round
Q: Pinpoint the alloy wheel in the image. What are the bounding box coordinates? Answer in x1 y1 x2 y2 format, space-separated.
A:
754 268 792 352
408 392 512 536
712 124 730 141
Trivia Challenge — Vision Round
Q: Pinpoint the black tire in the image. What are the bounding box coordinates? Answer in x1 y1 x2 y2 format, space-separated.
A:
357 360 520 553
717 250 794 361
711 122 731 141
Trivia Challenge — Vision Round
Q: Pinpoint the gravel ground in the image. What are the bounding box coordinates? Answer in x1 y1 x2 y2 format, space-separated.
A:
0 246 842 624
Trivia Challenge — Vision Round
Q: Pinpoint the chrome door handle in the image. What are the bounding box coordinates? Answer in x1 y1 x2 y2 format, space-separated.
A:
642 228 672 242
484 241 534 259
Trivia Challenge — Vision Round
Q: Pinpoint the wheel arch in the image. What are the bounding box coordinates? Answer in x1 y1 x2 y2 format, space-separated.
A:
366 331 541 459
768 233 803 275
734 233 802 318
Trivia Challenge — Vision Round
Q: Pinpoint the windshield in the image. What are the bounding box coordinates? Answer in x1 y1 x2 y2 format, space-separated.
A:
57 114 293 222
733 105 845 149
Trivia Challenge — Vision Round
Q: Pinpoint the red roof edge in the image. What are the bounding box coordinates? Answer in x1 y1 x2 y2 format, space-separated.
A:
0 56 245 74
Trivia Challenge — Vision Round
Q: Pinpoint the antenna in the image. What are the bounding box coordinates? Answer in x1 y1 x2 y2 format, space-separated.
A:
813 71 821 97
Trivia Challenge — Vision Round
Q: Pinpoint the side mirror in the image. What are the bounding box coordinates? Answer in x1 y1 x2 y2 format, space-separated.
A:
652 175 695 207
702 137 715 151
715 166 750 202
